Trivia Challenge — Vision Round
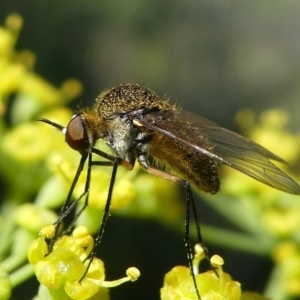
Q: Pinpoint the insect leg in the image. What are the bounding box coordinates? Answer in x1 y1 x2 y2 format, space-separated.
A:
59 152 95 236
58 148 131 236
184 180 202 300
79 157 121 282
138 156 202 299
48 152 89 253
92 147 133 170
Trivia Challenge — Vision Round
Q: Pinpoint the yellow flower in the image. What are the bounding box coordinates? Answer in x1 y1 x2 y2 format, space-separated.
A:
161 246 241 300
28 226 140 300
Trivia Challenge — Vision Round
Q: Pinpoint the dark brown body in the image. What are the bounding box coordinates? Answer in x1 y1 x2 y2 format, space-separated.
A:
74 83 299 195
41 83 300 195
148 134 220 193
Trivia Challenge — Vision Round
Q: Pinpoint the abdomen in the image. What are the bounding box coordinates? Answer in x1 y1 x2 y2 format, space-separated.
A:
148 134 220 194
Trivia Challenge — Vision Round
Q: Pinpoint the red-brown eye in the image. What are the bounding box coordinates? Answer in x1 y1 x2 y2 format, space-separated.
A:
65 114 89 152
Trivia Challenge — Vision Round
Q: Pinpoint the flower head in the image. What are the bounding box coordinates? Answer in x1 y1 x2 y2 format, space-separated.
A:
161 245 241 300
28 226 140 300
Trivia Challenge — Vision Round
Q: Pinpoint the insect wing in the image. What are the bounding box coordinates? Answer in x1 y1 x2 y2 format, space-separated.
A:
137 109 300 194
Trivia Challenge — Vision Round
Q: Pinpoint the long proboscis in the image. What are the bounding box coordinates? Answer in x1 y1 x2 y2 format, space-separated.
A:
38 118 65 131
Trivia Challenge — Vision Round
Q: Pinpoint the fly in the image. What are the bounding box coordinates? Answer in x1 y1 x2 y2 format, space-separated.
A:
39 83 300 299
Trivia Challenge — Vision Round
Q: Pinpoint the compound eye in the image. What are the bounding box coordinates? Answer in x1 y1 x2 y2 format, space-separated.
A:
65 114 89 151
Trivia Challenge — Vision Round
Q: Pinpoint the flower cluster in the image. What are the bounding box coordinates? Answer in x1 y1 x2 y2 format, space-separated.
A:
28 226 140 300
161 244 268 300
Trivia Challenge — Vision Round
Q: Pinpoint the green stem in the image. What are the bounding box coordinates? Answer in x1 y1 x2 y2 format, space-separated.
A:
264 264 290 300
10 264 35 287
0 201 17 260
200 193 270 236
197 224 275 256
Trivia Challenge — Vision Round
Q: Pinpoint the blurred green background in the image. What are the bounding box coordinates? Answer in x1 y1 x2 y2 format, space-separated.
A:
1 1 300 299
2 1 300 127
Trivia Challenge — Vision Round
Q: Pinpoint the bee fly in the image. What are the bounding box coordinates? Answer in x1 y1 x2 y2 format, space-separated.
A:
39 83 300 299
